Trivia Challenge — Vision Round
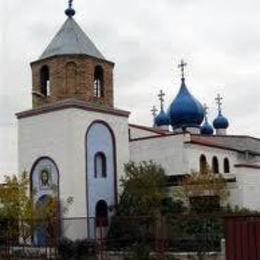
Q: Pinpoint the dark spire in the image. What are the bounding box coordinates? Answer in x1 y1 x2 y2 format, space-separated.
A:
158 89 166 110
178 59 187 81
65 0 76 17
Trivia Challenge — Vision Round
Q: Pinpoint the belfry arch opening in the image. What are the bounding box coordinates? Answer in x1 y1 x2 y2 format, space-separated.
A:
40 66 50 97
94 66 104 98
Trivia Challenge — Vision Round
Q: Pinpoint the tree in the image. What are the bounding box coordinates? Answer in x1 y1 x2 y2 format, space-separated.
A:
175 166 229 213
169 166 230 256
0 172 73 246
117 161 167 216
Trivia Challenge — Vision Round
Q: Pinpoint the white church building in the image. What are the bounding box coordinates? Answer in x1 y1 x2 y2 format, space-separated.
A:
16 3 260 243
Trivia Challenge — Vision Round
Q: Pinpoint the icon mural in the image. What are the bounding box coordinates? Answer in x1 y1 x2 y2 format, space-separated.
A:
39 167 52 189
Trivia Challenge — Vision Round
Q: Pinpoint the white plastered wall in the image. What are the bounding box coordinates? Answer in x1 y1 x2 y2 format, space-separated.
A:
17 108 130 239
234 167 260 211
130 133 190 175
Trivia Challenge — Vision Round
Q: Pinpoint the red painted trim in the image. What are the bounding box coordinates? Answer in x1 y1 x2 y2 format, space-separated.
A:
234 164 260 169
191 133 260 142
186 140 243 153
129 124 168 135
190 135 260 155
85 120 118 237
130 132 186 142
16 99 130 119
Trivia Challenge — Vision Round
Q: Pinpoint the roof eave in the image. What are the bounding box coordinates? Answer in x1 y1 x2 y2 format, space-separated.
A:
30 54 115 67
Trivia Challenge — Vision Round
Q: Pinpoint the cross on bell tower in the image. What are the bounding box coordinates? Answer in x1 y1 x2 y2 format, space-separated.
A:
65 0 76 17
158 90 165 110
178 59 187 80
215 94 223 114
31 0 114 109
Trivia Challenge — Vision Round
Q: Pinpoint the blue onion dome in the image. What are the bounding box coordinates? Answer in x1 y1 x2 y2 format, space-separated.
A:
168 78 205 129
213 113 229 129
155 109 169 126
201 121 214 135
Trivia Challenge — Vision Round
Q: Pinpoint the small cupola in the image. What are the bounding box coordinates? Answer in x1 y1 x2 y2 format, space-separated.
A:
31 1 114 109
154 90 169 130
200 104 214 135
213 94 229 135
168 60 204 133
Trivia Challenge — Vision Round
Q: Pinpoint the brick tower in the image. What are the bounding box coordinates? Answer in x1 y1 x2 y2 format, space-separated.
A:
31 4 114 109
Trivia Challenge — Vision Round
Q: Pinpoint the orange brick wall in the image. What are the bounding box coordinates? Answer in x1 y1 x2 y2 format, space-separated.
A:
31 55 114 108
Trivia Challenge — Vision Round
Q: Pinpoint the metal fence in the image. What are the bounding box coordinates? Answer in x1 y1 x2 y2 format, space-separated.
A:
0 213 225 259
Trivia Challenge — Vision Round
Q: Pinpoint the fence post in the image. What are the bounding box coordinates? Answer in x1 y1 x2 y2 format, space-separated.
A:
155 213 167 260
96 218 108 260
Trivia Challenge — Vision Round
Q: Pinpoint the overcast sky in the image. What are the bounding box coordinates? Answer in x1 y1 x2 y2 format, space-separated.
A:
0 0 260 174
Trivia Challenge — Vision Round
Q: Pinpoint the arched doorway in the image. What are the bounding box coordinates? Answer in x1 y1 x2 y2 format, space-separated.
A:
95 200 108 227
35 195 58 246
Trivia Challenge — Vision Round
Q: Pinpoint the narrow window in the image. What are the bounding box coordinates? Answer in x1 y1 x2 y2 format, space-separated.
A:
212 156 219 174
95 200 108 227
94 66 104 98
94 152 107 178
224 158 230 173
40 66 50 97
200 154 207 174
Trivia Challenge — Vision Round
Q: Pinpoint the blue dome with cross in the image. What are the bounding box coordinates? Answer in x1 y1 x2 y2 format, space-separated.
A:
200 104 214 135
154 90 170 127
155 109 169 126
213 114 229 129
168 79 204 129
201 121 214 135
213 94 229 129
167 61 204 130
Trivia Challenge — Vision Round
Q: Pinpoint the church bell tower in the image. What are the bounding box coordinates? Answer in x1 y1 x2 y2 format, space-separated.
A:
31 1 114 108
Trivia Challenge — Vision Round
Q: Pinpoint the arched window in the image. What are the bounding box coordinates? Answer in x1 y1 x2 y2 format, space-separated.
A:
94 66 104 98
95 200 108 227
200 154 207 174
40 66 50 97
94 152 107 178
66 62 77 92
224 158 230 173
212 156 219 174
